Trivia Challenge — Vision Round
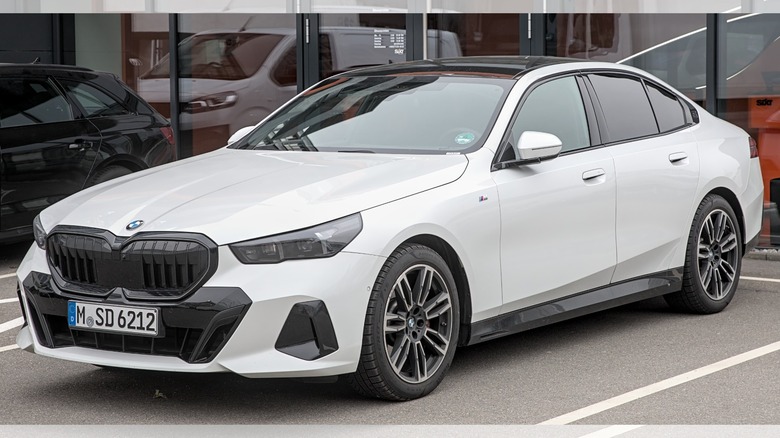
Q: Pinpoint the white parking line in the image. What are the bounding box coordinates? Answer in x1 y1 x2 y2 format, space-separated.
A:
0 317 23 334
0 298 19 305
539 340 780 425
0 273 16 280
577 425 644 438
0 344 18 353
741 276 780 284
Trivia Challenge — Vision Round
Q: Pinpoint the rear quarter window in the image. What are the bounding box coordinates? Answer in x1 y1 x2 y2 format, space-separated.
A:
646 82 688 132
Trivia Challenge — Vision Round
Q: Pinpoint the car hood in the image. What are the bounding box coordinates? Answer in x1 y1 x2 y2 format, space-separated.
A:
40 149 468 244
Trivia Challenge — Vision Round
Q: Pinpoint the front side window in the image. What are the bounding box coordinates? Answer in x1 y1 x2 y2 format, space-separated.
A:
0 78 73 128
588 74 659 143
231 75 513 154
507 76 590 157
61 80 131 118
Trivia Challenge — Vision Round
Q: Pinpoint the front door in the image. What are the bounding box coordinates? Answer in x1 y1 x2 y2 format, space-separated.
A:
491 75 617 313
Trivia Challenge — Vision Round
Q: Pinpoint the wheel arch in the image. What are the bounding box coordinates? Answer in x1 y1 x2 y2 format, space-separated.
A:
400 234 473 347
91 155 147 175
706 187 746 251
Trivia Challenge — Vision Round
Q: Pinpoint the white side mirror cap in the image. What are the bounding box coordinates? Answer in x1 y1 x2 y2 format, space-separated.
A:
515 131 563 161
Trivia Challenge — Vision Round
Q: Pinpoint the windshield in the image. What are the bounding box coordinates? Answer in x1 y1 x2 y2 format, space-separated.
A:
142 33 284 81
230 75 512 154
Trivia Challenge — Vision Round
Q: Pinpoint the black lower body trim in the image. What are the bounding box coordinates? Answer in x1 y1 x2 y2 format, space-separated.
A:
21 272 251 363
467 268 683 345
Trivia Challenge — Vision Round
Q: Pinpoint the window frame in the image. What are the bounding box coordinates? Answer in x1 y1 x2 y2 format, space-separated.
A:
55 77 135 120
580 69 698 147
0 75 75 129
492 72 601 170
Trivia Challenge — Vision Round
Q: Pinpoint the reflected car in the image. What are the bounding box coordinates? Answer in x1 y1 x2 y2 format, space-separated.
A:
137 26 461 153
0 64 175 243
16 57 763 400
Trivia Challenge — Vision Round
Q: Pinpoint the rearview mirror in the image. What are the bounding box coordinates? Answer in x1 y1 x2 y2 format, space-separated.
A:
227 126 256 145
514 131 563 162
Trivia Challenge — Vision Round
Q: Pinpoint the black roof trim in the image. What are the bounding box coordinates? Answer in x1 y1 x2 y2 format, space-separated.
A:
341 56 589 79
0 63 95 74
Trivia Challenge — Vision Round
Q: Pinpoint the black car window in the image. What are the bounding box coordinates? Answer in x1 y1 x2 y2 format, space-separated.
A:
645 82 687 133
588 74 659 142
61 81 131 118
508 76 590 156
272 44 297 87
0 78 73 128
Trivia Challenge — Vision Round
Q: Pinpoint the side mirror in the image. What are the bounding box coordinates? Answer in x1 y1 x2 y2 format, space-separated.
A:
514 131 563 162
227 126 255 145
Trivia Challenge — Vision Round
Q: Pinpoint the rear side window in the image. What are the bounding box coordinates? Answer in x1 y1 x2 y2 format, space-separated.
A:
0 78 73 128
588 74 658 143
61 80 131 118
646 83 687 132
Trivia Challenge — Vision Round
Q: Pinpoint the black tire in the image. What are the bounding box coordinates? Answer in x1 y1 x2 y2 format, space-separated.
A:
665 194 742 314
88 165 133 186
347 243 460 401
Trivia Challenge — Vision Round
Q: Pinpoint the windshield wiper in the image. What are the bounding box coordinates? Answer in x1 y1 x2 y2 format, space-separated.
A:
337 149 375 153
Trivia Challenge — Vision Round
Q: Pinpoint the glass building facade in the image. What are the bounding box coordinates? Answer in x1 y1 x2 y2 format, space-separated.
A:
1 8 779 246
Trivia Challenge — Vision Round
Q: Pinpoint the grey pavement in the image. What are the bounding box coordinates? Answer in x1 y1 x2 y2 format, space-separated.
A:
0 239 778 425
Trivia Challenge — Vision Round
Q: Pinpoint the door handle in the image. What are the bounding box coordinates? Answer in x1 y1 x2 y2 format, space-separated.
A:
68 140 92 151
582 168 606 181
669 152 688 163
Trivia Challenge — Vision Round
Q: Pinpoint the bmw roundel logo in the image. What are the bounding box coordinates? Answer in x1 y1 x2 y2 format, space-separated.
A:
126 220 144 230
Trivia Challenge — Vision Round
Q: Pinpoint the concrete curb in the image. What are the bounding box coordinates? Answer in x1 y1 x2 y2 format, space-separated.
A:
746 249 780 261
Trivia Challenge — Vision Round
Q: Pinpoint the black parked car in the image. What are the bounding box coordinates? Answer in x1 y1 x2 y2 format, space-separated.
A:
0 64 175 243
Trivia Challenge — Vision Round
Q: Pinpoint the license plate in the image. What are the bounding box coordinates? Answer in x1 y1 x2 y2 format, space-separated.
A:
68 301 159 337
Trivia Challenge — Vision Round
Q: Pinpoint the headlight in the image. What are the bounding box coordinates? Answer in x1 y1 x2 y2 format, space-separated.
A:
230 213 363 264
185 92 238 113
33 215 47 250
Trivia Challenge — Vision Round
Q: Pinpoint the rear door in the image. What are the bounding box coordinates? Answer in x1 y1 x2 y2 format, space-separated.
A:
0 75 101 237
585 72 700 282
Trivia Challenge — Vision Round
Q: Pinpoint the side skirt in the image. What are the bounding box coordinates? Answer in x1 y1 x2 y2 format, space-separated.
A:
466 268 683 346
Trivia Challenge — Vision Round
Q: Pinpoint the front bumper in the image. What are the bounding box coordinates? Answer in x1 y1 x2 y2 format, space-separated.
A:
16 245 384 378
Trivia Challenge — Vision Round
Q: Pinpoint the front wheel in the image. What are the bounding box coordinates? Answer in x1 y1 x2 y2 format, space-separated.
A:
348 244 460 400
665 194 742 314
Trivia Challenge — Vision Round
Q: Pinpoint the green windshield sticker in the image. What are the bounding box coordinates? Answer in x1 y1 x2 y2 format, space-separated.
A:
454 132 476 145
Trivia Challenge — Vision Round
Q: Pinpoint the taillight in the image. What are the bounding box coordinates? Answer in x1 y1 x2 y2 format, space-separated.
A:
160 126 175 146
749 136 758 158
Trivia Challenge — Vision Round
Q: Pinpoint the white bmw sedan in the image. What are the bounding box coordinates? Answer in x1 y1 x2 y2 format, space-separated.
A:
16 57 764 400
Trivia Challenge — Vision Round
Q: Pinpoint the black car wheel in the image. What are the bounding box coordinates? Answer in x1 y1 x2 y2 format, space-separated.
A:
348 243 459 401
665 194 742 314
88 165 133 186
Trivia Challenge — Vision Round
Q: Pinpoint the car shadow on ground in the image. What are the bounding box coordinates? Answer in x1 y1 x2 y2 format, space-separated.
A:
8 295 704 424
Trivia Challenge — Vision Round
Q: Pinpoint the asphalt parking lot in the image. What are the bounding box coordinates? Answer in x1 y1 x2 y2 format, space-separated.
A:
1 239 779 426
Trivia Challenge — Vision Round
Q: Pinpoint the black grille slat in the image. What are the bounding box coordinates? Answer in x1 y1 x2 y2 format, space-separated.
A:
46 232 212 301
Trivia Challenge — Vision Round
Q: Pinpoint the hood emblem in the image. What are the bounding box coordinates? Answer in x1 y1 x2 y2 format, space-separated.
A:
126 220 144 230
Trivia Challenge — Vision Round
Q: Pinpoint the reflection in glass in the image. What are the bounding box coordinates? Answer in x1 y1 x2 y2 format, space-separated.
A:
717 14 780 246
548 14 706 105
139 14 297 157
319 14 407 80
427 14 519 58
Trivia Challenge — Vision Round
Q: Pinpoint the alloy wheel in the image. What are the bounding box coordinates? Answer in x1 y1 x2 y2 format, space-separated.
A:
697 209 739 301
383 264 453 384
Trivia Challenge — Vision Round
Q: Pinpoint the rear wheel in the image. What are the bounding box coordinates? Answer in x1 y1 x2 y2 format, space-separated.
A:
348 243 459 400
88 165 132 186
665 194 742 313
